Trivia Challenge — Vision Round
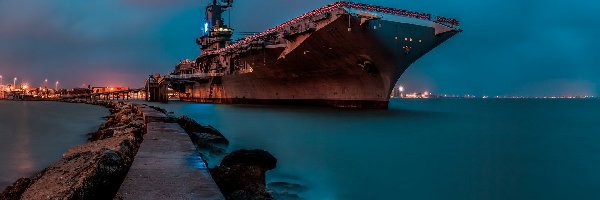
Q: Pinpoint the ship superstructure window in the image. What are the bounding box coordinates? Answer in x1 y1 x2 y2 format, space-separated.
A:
214 27 232 32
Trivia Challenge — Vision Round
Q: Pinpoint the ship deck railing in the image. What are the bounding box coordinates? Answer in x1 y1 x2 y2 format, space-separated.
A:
201 1 460 56
167 73 225 79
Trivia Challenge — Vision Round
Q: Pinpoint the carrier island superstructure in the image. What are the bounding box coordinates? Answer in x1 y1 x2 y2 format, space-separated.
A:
156 0 461 108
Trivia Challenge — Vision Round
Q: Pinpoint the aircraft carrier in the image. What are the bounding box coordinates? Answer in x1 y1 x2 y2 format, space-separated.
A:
164 0 461 108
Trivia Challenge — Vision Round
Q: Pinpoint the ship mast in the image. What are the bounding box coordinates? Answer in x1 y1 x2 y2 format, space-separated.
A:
197 0 234 51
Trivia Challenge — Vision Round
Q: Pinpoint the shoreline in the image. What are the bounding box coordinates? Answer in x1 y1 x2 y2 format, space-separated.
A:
1 99 280 200
1 100 144 199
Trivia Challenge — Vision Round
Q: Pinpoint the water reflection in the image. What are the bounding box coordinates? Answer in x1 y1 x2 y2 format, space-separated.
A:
145 99 600 200
10 104 35 178
0 102 108 189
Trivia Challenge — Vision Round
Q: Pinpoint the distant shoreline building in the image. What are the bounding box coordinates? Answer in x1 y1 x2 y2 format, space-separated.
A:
0 85 7 99
92 86 129 93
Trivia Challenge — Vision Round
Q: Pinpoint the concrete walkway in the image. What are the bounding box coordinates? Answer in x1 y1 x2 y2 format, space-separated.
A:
116 106 224 200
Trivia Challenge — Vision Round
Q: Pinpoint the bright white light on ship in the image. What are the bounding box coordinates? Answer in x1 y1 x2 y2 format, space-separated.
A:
399 86 404 92
204 23 209 33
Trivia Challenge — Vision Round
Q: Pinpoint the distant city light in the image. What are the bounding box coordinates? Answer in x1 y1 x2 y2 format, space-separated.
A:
398 86 404 92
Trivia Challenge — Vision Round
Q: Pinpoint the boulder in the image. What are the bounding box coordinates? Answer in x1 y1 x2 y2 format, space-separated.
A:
177 116 229 157
19 134 139 200
2 101 144 200
211 149 277 200
89 103 144 141
1 178 33 200
220 149 277 170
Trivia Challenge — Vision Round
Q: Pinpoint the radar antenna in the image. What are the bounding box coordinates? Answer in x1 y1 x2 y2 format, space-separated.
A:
197 0 235 50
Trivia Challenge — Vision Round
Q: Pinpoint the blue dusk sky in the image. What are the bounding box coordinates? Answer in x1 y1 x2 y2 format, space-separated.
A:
0 0 598 96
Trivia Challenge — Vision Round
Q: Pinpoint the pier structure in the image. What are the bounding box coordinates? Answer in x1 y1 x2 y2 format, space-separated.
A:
0 85 7 99
116 104 224 199
91 89 145 101
145 74 170 103
145 73 224 103
59 89 146 101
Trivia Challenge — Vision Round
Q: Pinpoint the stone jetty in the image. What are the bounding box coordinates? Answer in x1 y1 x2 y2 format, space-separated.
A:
1 101 225 200
1 99 280 200
1 101 144 200
115 105 224 200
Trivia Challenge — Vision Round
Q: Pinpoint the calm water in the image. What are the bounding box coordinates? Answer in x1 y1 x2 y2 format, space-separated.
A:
0 101 108 189
147 99 600 200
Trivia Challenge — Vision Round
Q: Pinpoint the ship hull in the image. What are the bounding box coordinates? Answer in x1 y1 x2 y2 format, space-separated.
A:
181 97 389 109
175 10 459 108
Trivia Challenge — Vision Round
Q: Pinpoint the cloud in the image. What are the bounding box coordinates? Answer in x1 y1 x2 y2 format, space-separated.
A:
0 0 598 96
0 0 196 87
122 0 196 6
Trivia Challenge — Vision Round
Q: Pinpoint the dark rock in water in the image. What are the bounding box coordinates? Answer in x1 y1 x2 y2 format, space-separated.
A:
1 178 32 200
177 116 229 157
211 149 278 200
177 116 229 143
220 149 277 170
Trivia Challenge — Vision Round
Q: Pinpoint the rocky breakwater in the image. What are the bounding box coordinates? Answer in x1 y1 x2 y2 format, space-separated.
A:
210 149 277 200
146 106 280 200
1 101 145 200
176 116 229 158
